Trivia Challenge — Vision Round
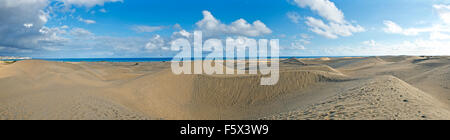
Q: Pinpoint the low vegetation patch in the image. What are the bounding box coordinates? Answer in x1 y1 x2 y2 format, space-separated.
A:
3 60 17 64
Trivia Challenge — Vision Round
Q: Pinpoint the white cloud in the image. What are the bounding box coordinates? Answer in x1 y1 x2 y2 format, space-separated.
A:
39 10 49 23
293 0 364 39
362 40 377 47
61 25 69 29
59 0 123 8
36 26 70 49
70 28 94 37
96 36 157 56
78 17 96 24
382 20 427 36
287 12 301 24
289 33 312 50
37 27 169 56
383 4 450 40
171 24 192 39
430 32 450 40
172 30 192 38
173 24 182 30
196 10 272 37
42 46 62 51
384 5 450 36
113 44 139 52
132 25 164 33
383 20 406 35
305 17 364 39
335 39 450 56
382 22 399 32
24 23 34 28
99 8 107 13
145 35 167 51
433 4 450 24
290 40 307 50
39 26 67 35
293 0 345 24
2 0 48 7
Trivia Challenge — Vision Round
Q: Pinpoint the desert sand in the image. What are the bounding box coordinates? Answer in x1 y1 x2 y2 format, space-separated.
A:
0 56 449 120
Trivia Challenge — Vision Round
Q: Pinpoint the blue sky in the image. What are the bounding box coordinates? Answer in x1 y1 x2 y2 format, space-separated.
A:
1 0 450 58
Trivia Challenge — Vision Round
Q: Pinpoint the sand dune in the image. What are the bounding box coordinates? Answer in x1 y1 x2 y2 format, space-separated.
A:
335 57 387 70
280 57 307 66
0 60 149 120
1 56 449 120
101 68 348 119
263 76 450 120
378 56 424 62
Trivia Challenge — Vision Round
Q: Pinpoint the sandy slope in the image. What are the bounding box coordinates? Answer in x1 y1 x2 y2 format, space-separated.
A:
0 56 449 120
263 76 450 120
0 60 149 120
